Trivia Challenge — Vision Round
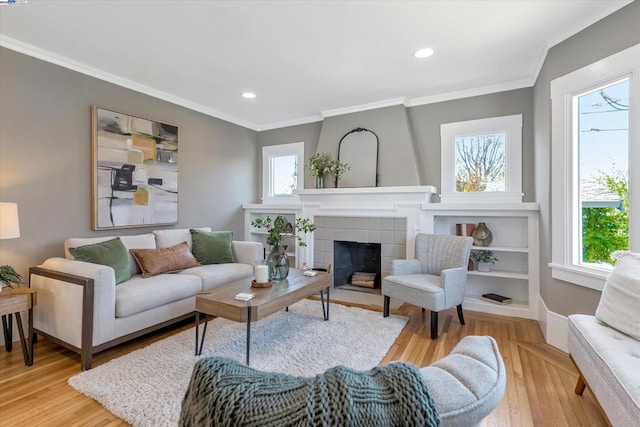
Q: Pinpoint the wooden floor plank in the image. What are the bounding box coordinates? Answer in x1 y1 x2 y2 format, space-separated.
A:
0 303 608 426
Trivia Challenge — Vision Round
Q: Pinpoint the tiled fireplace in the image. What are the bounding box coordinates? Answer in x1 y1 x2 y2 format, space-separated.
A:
296 186 437 286
313 216 406 287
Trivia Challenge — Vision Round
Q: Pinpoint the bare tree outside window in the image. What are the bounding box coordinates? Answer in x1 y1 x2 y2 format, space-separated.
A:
455 133 506 192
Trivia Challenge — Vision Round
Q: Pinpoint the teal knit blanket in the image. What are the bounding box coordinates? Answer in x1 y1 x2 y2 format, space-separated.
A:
179 357 440 426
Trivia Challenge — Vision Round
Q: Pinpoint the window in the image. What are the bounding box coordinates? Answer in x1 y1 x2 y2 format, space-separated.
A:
550 44 639 290
440 114 522 203
262 142 304 202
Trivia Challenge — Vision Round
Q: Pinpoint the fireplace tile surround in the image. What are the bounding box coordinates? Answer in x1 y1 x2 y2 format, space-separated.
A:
313 216 406 285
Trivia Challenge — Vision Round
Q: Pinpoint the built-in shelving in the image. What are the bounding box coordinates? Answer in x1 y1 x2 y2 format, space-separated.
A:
423 203 540 319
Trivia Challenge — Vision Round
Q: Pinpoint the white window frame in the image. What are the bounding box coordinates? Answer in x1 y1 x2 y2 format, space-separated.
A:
262 142 304 203
440 114 523 204
550 44 639 291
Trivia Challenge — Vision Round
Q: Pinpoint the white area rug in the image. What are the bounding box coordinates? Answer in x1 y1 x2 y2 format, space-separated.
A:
68 299 408 427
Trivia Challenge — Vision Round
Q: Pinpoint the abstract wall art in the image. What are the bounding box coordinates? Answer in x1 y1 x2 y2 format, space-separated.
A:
92 106 178 229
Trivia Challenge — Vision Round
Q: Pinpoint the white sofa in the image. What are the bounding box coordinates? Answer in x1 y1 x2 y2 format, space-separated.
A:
567 251 640 426
29 228 262 370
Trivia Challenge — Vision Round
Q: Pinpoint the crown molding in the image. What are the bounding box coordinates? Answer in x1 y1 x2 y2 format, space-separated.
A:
405 78 533 108
255 114 324 132
321 97 407 118
0 35 261 131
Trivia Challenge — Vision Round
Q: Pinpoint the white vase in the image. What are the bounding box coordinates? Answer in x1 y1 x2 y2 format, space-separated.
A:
477 262 492 272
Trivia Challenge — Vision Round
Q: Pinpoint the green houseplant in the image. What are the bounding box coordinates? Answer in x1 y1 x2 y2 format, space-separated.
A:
470 250 498 272
307 153 350 188
0 265 22 293
251 215 316 280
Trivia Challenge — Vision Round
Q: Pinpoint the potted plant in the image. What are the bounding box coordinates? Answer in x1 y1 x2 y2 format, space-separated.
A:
471 250 498 272
306 153 350 189
0 265 22 293
251 215 316 280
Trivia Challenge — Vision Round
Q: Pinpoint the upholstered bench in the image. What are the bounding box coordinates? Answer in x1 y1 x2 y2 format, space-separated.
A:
180 335 505 426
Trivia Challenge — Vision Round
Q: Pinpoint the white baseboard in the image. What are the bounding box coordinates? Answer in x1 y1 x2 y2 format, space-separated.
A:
538 296 568 352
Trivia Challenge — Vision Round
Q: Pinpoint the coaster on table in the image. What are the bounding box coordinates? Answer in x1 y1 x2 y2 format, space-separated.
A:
251 279 273 288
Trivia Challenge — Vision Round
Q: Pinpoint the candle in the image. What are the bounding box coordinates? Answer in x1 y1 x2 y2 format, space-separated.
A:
255 265 269 283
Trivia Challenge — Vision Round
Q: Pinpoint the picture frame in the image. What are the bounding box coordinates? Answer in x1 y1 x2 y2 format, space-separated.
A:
91 106 179 230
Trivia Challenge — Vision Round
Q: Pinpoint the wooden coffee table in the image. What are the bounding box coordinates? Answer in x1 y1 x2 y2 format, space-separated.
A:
194 268 331 365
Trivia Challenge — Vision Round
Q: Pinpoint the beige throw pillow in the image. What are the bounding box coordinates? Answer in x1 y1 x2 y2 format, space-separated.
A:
130 242 201 278
595 251 640 340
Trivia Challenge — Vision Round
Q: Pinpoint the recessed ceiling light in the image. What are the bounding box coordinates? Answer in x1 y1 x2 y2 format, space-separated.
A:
414 48 434 59
242 92 256 99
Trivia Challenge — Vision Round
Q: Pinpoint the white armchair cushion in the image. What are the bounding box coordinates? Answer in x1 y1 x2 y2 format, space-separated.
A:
595 251 640 340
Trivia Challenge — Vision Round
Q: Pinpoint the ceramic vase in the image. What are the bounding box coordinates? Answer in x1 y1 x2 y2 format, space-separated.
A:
267 242 290 281
472 222 493 246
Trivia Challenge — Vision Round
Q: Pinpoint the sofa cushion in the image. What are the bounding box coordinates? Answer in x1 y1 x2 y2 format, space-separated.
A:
131 242 201 278
190 230 234 265
153 227 211 250
181 263 254 291
65 233 156 276
595 251 640 340
69 237 131 285
115 273 202 318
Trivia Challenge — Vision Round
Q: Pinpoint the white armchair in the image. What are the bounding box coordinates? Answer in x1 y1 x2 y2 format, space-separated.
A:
382 233 473 339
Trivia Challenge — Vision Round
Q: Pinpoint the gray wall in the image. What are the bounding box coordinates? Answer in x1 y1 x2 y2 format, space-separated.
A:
256 89 534 201
533 1 640 316
317 105 421 187
0 47 258 280
409 88 534 200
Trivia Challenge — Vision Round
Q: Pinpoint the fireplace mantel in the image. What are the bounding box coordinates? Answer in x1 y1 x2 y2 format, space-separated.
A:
297 185 437 206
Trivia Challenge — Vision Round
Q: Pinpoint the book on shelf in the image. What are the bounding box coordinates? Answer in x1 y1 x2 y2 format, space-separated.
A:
482 293 512 305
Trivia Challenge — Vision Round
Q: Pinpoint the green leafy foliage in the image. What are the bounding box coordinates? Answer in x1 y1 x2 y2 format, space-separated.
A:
582 170 628 265
251 215 316 247
0 265 22 288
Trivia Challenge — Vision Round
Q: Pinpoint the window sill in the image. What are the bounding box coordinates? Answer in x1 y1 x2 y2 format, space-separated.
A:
549 263 610 291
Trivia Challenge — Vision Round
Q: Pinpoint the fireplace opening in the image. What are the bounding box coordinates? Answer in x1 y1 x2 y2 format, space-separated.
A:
333 241 382 294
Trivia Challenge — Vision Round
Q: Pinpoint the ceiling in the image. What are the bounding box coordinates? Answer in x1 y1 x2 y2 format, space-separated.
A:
0 0 632 131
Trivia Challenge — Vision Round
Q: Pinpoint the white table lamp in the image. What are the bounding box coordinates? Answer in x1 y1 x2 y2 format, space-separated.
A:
0 203 20 240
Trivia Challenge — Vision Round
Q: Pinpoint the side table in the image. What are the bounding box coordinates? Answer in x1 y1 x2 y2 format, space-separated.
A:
0 287 37 366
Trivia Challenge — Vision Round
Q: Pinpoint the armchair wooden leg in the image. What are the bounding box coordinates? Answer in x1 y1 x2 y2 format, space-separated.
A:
430 311 438 339
456 304 465 325
383 296 390 317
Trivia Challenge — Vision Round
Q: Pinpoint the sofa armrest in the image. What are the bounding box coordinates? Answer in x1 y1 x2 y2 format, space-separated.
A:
30 258 117 352
232 241 264 265
390 259 422 276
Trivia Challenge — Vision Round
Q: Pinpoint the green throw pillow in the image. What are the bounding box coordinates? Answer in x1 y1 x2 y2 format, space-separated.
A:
190 230 234 265
69 237 131 284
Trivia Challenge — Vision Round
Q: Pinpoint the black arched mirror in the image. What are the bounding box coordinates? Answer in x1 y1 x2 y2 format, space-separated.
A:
336 127 379 187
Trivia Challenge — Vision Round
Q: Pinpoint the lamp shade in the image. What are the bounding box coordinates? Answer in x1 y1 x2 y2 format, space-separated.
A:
0 203 20 239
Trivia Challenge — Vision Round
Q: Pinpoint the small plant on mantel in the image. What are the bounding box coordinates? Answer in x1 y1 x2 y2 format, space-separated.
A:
251 215 316 247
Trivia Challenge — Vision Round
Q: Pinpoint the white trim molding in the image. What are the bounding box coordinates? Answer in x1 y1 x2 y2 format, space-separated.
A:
550 43 640 291
538 296 569 353
440 114 523 204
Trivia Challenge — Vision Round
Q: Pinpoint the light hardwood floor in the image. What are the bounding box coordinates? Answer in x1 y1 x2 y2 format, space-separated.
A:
0 302 607 426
